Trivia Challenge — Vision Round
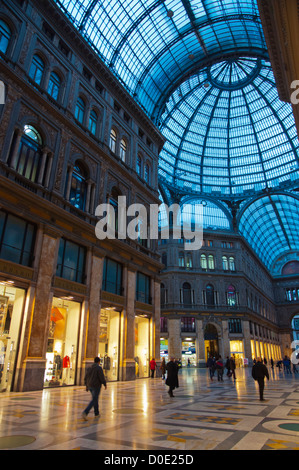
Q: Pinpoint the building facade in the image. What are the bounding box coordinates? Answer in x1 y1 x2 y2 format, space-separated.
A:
0 0 164 392
158 228 295 368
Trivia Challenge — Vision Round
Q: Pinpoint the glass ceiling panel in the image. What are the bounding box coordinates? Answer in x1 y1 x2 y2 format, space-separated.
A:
54 0 267 115
239 195 299 271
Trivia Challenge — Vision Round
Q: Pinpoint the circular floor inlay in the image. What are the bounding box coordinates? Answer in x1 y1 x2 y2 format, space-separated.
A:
279 423 299 432
0 435 36 449
11 397 35 401
113 408 144 414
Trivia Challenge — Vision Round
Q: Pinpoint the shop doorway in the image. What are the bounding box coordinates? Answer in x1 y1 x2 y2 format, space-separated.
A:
44 297 81 387
204 323 219 361
134 315 150 378
181 339 196 367
0 283 26 392
98 308 120 381
230 340 244 367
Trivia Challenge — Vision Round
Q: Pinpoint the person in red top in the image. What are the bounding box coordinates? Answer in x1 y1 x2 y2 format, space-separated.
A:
150 358 156 378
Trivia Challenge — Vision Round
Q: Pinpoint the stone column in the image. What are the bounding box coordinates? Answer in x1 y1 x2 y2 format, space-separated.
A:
9 127 23 168
81 253 104 381
85 179 92 213
222 319 230 360
196 319 205 367
121 268 136 381
65 166 73 200
168 317 181 360
243 320 253 366
152 280 161 372
37 148 49 185
19 230 59 391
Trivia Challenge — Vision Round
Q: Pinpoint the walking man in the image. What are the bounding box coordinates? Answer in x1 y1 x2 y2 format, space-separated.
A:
252 357 269 401
82 357 107 420
166 357 179 397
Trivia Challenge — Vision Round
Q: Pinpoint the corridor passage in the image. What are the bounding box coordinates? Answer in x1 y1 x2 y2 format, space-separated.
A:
1 367 299 451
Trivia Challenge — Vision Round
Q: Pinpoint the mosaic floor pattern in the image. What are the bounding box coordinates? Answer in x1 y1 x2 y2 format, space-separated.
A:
1 367 299 451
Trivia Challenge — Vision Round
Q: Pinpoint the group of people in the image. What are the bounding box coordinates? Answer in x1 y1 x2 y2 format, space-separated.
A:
206 355 236 381
81 353 297 418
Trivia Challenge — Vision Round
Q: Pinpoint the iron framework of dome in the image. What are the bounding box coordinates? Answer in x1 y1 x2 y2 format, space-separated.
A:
53 0 299 273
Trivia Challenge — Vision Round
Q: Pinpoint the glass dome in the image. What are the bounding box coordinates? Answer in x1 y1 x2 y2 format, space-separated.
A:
159 58 299 197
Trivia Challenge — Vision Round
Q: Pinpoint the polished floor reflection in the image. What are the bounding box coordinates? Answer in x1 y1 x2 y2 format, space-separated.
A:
1 367 299 450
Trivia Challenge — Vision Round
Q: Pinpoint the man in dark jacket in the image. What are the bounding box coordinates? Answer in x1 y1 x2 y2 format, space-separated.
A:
252 357 269 401
82 357 107 419
166 357 179 397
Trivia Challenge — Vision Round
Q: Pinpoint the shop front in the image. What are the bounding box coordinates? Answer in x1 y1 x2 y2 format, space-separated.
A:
0 281 26 392
44 296 81 387
181 338 196 367
134 315 150 378
98 307 120 381
160 338 168 361
230 339 244 367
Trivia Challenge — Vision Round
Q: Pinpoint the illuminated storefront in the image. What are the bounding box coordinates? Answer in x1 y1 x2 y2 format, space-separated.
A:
44 296 81 387
230 340 244 366
0 282 26 392
160 338 168 361
98 308 120 381
182 339 196 367
134 315 150 378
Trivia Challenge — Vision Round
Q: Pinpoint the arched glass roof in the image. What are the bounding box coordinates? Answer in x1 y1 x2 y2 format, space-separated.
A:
239 194 299 271
159 196 232 231
54 0 267 117
54 0 299 273
159 58 299 197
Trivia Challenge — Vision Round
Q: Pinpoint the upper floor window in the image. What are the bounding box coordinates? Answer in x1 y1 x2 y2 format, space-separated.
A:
161 283 168 306
179 252 185 267
109 128 117 153
47 71 61 101
29 54 45 86
56 237 86 284
0 210 36 267
136 154 142 176
69 163 87 211
136 272 151 304
222 256 229 271
14 125 43 183
89 109 98 135
144 163 150 183
181 316 195 332
200 253 207 269
0 19 11 54
102 257 123 296
228 318 242 334
75 97 85 124
182 282 192 306
186 253 192 270
229 256 235 271
206 284 215 306
160 316 168 333
208 254 215 270
120 138 127 162
227 284 237 307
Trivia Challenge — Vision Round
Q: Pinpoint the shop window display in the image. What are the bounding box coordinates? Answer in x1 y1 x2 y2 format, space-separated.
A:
0 283 25 392
98 308 120 381
44 297 80 387
134 315 150 378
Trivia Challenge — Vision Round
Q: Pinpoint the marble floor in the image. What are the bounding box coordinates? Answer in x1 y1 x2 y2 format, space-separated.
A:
1 367 299 451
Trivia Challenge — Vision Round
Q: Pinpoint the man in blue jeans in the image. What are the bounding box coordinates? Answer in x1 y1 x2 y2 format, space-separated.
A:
82 357 107 420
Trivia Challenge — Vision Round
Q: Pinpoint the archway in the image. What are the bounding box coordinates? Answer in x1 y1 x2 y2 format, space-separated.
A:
204 323 219 362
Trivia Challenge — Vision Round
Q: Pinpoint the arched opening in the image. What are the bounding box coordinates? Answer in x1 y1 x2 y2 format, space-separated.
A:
204 323 219 361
